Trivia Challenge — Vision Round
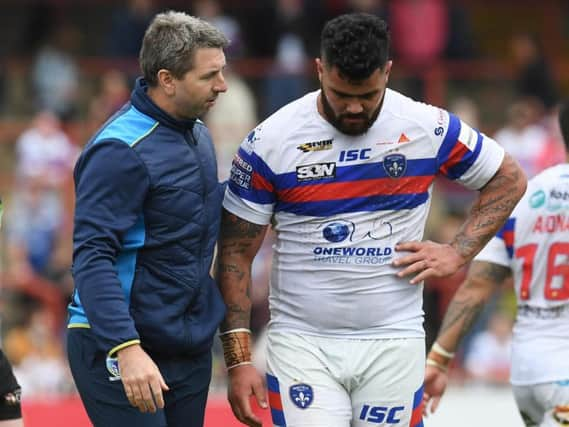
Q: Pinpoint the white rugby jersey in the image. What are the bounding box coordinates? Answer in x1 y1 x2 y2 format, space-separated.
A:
475 163 569 385
224 89 504 339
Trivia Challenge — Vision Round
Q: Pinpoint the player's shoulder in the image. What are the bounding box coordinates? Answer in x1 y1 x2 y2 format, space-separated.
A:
385 89 448 125
256 91 318 140
523 164 569 200
514 163 569 215
382 88 452 140
239 91 321 158
532 163 569 185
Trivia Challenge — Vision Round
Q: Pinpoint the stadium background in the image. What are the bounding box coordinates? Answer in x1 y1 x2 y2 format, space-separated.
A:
0 0 567 425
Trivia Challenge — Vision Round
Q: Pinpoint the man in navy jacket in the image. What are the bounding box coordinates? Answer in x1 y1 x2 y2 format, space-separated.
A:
67 11 228 427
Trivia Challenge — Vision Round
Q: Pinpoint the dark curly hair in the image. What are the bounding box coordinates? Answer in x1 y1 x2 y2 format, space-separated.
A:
321 13 390 81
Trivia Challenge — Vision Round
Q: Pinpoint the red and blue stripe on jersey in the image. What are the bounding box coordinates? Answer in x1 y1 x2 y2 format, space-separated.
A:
497 218 516 258
437 114 483 180
228 114 482 217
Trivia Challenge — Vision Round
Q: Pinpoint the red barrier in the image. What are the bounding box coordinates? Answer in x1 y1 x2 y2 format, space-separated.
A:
22 396 274 426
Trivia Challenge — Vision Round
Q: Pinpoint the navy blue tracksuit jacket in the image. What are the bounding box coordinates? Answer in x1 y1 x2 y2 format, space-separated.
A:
68 78 226 358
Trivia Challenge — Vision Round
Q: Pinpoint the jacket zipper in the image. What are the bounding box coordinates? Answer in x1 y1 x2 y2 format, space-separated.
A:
185 129 208 280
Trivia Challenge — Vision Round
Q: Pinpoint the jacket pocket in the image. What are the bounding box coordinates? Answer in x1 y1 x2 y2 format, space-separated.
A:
129 266 200 356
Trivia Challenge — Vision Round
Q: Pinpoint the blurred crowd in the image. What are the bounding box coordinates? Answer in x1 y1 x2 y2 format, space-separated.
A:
0 0 568 400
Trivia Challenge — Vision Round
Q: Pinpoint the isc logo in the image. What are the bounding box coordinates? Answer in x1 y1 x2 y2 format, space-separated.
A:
296 162 336 181
359 405 404 424
339 148 371 162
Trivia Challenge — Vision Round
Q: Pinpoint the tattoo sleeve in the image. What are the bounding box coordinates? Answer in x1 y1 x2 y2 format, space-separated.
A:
436 261 511 351
451 153 527 261
217 209 268 331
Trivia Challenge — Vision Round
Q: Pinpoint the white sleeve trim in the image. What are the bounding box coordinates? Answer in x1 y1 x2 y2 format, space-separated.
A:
458 136 505 190
222 188 273 226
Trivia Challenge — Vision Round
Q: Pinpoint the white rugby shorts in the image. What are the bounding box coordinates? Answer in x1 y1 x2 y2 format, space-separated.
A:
513 381 569 426
264 331 425 427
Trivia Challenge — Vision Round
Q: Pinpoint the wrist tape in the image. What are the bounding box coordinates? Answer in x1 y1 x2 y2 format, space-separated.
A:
219 328 252 370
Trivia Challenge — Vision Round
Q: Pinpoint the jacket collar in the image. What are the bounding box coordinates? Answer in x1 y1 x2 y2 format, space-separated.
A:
130 77 195 132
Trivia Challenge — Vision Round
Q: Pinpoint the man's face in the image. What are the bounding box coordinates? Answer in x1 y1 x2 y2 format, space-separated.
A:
317 58 391 136
172 47 227 119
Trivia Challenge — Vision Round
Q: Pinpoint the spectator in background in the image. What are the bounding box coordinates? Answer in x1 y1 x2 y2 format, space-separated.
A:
86 69 131 134
263 0 312 115
463 311 512 386
0 199 24 427
4 111 76 330
344 0 389 20
241 0 325 115
31 24 81 122
4 306 74 400
511 32 558 114
5 172 67 330
494 98 563 178
389 0 449 99
14 110 78 189
444 0 477 60
193 0 245 59
106 0 155 57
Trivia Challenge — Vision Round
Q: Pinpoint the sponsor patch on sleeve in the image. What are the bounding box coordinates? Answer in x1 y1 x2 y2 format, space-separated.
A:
229 154 253 190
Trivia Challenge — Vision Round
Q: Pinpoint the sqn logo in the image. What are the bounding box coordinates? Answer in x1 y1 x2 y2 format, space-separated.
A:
297 139 333 153
296 162 336 182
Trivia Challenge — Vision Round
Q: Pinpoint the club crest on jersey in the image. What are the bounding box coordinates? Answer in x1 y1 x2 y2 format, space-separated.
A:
289 384 313 409
297 139 333 153
383 154 406 178
106 356 121 382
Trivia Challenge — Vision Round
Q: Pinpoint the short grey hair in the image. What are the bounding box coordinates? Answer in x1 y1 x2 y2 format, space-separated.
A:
139 11 229 86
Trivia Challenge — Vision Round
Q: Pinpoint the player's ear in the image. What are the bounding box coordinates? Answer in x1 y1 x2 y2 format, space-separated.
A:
383 60 393 83
315 58 324 83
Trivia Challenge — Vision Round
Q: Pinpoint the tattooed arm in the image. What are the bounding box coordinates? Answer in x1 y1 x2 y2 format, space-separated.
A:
218 208 268 332
423 260 511 414
435 260 511 353
394 153 526 284
217 208 269 427
450 153 527 263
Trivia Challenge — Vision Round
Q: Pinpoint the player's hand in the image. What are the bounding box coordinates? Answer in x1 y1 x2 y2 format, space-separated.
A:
393 240 466 284
423 364 448 416
117 344 169 413
227 364 268 427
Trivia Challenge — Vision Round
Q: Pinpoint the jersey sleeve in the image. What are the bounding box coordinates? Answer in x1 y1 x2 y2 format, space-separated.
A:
474 218 515 267
223 128 277 225
436 112 505 190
